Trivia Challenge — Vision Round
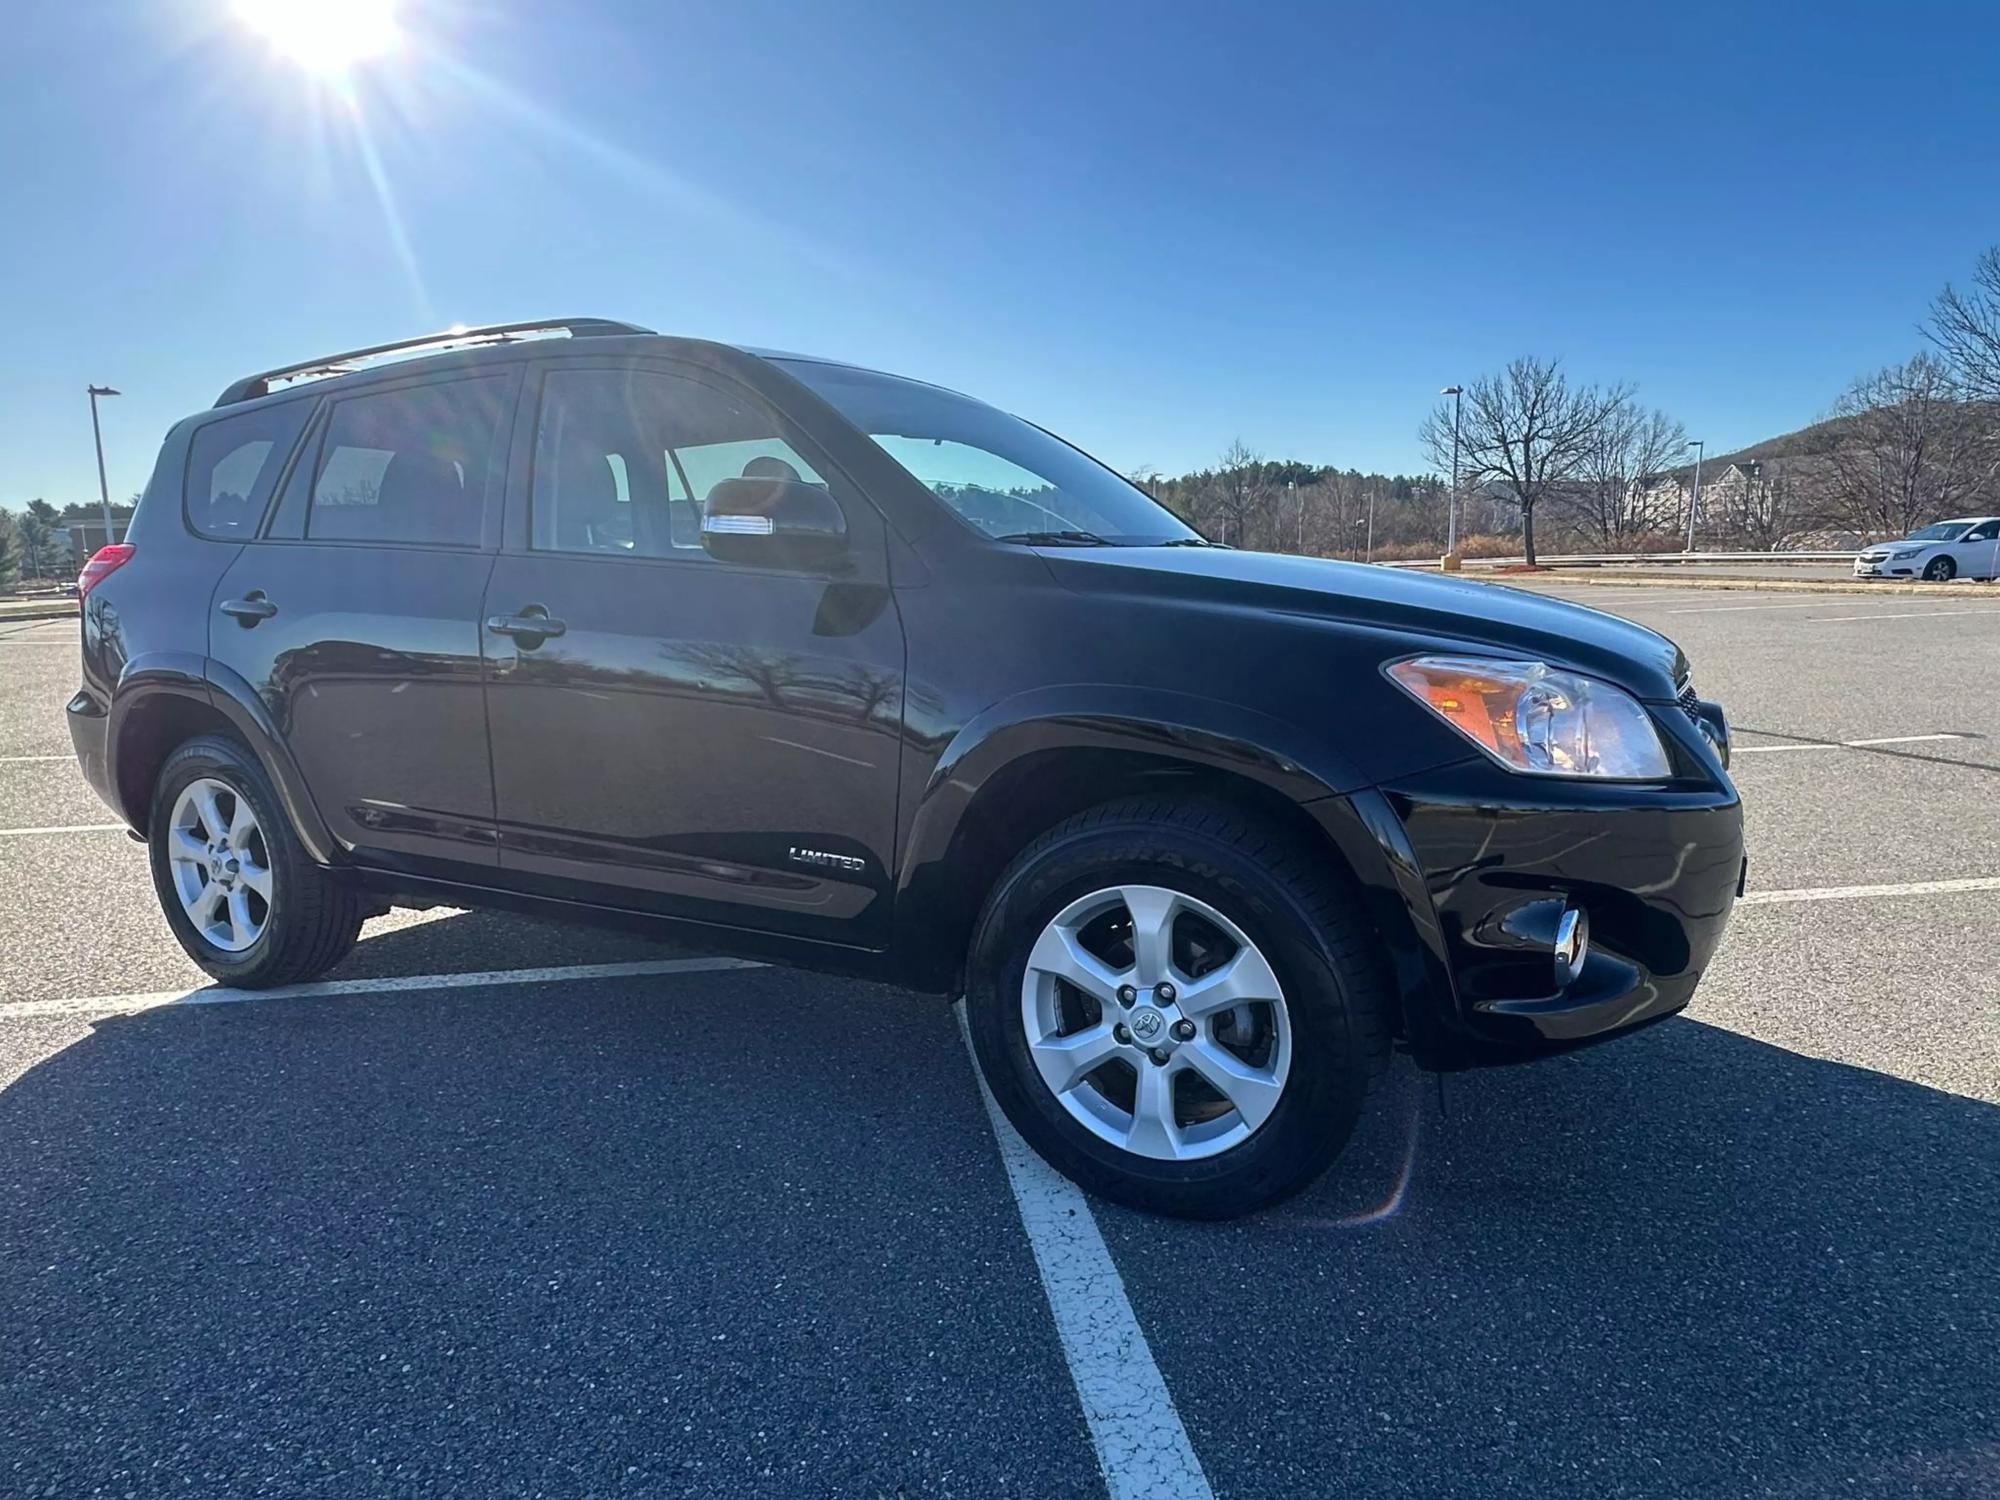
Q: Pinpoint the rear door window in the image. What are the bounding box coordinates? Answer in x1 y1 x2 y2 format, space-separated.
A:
184 402 313 539
307 376 512 547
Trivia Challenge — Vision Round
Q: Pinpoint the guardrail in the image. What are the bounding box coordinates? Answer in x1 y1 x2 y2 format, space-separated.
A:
1376 551 1859 570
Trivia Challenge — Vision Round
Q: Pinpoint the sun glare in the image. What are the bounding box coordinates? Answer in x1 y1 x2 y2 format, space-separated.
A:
235 0 400 74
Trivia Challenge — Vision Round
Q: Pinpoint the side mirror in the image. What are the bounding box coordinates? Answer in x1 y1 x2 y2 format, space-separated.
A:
700 478 847 570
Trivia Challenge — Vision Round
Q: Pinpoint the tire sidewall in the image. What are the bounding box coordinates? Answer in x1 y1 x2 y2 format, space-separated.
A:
968 822 1370 1217
148 739 292 984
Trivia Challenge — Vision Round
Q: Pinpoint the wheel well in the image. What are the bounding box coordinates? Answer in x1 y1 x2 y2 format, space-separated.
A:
115 694 240 827
922 748 1366 993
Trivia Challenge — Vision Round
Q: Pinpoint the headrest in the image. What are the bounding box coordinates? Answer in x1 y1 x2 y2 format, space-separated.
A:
741 455 802 483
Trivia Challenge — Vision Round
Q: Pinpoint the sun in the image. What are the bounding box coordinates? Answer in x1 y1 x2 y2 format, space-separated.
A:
235 0 400 75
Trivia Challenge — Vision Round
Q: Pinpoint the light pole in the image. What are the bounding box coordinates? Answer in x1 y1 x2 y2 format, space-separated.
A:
1365 488 1376 562
1441 385 1463 560
1290 480 1302 552
88 385 121 544
1683 438 1705 551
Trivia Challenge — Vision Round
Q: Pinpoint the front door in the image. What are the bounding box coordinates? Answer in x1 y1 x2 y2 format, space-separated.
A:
1956 519 2000 579
209 370 516 876
480 362 905 947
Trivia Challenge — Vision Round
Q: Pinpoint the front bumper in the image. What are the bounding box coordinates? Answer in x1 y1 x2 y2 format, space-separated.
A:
1853 557 1912 578
1375 715 1743 1068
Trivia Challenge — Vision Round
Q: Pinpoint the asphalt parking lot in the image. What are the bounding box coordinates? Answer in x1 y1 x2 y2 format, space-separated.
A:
2 589 1996 1499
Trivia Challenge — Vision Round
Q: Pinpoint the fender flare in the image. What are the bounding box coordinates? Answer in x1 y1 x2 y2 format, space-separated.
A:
904 683 1366 866
892 686 1462 1056
891 685 1364 989
105 654 340 865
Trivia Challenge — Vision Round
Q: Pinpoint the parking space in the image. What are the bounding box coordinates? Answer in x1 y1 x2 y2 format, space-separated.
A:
3 596 1996 1497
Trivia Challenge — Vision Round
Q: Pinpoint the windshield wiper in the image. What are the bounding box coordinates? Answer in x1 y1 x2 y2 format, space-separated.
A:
1156 536 1227 548
994 529 1112 546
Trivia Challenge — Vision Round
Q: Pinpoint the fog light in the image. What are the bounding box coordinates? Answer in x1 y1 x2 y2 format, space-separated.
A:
1554 906 1589 986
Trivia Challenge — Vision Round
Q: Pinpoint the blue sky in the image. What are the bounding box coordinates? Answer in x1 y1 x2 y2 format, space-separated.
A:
4 0 1998 511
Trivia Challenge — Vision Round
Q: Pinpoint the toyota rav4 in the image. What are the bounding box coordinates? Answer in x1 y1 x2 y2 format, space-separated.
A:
69 318 1744 1217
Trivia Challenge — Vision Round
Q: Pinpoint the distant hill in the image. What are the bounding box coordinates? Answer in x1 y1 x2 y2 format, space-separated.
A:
1663 413 1854 481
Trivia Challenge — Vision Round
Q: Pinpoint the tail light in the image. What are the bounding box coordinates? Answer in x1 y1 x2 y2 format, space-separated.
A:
78 543 136 602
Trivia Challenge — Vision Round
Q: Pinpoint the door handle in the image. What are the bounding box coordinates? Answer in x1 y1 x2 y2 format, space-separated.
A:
486 610 567 642
220 593 278 625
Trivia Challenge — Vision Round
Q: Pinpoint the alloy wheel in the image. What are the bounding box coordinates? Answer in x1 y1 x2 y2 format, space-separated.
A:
165 777 273 953
1020 884 1293 1161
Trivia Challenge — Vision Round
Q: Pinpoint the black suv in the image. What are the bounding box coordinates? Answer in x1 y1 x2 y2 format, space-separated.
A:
70 318 1743 1217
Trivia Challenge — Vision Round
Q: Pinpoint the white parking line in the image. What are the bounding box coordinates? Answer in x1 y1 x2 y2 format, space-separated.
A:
1740 875 2000 906
1669 600 1862 614
0 956 765 1021
1809 608 2000 623
954 1002 1214 1500
1732 733 1970 755
0 822 126 837
0 755 74 764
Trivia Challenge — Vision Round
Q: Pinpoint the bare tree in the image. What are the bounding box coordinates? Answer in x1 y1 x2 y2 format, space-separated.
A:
1559 397 1687 547
1421 358 1617 564
1825 354 1998 536
1928 245 2000 402
1198 439 1270 547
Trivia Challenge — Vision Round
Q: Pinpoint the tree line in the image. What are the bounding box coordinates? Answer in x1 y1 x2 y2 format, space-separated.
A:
1144 245 2000 565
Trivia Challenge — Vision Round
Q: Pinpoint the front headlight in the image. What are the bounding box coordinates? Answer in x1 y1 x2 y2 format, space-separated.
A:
1386 655 1673 779
1891 547 1923 559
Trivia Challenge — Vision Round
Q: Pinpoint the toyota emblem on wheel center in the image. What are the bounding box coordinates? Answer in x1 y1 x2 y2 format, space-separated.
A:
1130 1008 1165 1043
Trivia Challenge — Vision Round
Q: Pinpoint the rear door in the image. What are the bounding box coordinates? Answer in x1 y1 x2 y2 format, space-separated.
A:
208 370 517 878
479 359 906 946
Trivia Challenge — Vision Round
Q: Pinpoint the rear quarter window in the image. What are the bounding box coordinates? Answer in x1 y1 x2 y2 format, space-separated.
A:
183 402 313 540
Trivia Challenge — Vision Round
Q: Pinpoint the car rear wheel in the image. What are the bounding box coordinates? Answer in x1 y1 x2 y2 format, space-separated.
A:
1925 555 1956 581
148 736 362 988
965 797 1392 1218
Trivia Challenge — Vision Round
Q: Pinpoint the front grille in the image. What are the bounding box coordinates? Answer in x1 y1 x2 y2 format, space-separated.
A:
1676 679 1700 722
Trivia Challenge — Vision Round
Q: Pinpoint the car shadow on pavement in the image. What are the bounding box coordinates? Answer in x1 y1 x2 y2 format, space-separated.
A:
5 911 1995 1498
1097 1016 2000 1498
319 906 708 983
0 924 1101 1500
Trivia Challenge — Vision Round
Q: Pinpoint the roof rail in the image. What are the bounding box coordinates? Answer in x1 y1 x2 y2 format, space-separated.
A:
213 317 655 406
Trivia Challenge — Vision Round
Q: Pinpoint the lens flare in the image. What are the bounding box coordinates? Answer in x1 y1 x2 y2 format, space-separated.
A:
235 0 399 74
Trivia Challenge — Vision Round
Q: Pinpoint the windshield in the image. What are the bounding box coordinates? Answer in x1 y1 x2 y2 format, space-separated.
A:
778 360 1202 545
1905 522 1971 542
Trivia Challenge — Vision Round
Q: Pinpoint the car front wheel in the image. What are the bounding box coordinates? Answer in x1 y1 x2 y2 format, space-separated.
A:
1925 556 1956 581
148 735 362 988
965 798 1392 1218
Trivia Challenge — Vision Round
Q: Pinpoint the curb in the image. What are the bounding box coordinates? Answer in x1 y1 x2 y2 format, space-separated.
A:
0 606 78 624
1479 572 2000 598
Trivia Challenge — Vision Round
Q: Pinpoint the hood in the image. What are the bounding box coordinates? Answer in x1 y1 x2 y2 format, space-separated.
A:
1037 546 1688 700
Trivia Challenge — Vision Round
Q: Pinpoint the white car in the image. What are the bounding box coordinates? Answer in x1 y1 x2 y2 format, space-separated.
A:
1853 517 2000 581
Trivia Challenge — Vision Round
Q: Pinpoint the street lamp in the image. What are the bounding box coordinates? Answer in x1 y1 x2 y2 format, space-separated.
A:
1441 385 1463 560
1683 438 1705 551
87 385 121 544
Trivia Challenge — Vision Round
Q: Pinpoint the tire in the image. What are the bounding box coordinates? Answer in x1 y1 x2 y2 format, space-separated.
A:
147 735 362 988
1924 556 1956 581
965 797 1393 1219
